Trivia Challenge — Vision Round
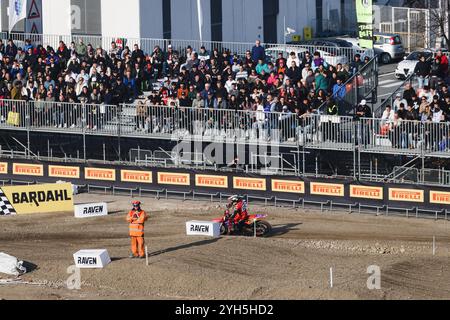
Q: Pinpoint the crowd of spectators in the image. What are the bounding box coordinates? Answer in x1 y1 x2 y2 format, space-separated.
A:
0 37 368 112
371 50 450 150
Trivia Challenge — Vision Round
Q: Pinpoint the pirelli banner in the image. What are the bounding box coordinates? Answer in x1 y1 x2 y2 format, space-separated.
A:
1 160 450 210
0 183 73 216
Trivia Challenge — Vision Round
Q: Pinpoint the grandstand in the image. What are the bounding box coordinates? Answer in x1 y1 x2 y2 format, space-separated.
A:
0 32 449 188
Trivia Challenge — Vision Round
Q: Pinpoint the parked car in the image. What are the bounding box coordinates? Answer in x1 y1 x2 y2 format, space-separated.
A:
336 36 393 64
394 50 434 79
287 39 355 61
265 46 348 67
373 33 405 64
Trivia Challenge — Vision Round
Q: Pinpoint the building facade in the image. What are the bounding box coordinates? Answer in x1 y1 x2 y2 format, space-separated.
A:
1 0 360 43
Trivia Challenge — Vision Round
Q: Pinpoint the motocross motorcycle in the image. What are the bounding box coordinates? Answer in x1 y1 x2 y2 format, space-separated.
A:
212 211 272 237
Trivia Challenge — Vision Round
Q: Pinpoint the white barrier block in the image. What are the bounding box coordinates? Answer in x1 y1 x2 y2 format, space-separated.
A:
73 249 111 269
74 203 108 218
186 221 221 237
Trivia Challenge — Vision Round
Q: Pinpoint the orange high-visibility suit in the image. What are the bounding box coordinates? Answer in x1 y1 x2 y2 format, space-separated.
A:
126 209 149 258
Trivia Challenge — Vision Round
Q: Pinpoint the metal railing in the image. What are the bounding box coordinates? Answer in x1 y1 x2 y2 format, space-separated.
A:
2 99 450 158
3 32 374 63
302 115 356 150
372 166 450 187
359 117 450 157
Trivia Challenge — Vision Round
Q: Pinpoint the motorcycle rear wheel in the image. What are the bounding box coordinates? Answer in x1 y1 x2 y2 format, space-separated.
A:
256 221 272 237
242 221 272 237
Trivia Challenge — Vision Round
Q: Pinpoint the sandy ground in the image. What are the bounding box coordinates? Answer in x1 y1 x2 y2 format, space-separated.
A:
1 193 450 300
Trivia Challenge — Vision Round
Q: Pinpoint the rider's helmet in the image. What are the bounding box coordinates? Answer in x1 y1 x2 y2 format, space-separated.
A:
132 200 141 210
227 195 242 209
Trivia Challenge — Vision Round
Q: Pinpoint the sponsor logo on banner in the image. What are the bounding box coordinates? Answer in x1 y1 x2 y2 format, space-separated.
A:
271 180 305 194
85 168 116 181
389 188 424 202
121 170 152 184
310 182 345 197
430 191 450 205
74 203 108 218
350 185 383 200
186 221 221 237
0 162 8 174
158 172 190 186
0 183 73 215
233 177 266 191
195 175 228 188
73 249 111 269
13 163 44 176
49 165 80 179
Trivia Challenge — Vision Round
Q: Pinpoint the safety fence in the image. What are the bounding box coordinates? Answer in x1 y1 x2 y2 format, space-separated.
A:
3 32 374 63
382 167 450 186
2 99 450 158
374 5 431 52
359 117 450 158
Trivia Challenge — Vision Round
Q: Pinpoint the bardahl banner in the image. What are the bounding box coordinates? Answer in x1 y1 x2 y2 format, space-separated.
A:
158 172 190 186
121 170 153 184
49 165 80 179
0 183 73 215
0 162 8 174
389 188 424 203
271 179 305 194
310 182 345 197
195 175 228 188
233 177 267 191
85 167 116 181
350 185 383 200
13 163 44 177
430 191 450 205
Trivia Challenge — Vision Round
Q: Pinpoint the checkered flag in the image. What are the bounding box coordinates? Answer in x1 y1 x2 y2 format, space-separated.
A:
0 188 16 216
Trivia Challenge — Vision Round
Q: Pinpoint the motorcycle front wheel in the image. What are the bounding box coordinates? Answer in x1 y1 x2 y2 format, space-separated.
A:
219 223 228 235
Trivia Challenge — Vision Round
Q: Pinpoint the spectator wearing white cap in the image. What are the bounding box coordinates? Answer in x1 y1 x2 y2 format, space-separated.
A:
355 99 371 120
393 92 408 112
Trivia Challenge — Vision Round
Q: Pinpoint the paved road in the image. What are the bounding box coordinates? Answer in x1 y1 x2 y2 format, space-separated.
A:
372 61 404 111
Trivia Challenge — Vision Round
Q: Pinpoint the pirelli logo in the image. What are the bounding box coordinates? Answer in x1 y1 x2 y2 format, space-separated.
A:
233 177 266 191
195 175 228 188
430 191 450 205
157 172 190 186
389 188 424 203
350 185 383 200
121 170 153 184
272 180 305 194
13 163 44 176
0 162 7 174
310 182 345 197
85 168 116 181
49 165 80 179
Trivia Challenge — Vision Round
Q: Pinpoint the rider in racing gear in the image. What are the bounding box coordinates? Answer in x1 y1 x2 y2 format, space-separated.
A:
226 195 249 233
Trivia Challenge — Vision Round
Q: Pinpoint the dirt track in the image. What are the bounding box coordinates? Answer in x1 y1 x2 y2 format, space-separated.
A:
1 194 450 300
